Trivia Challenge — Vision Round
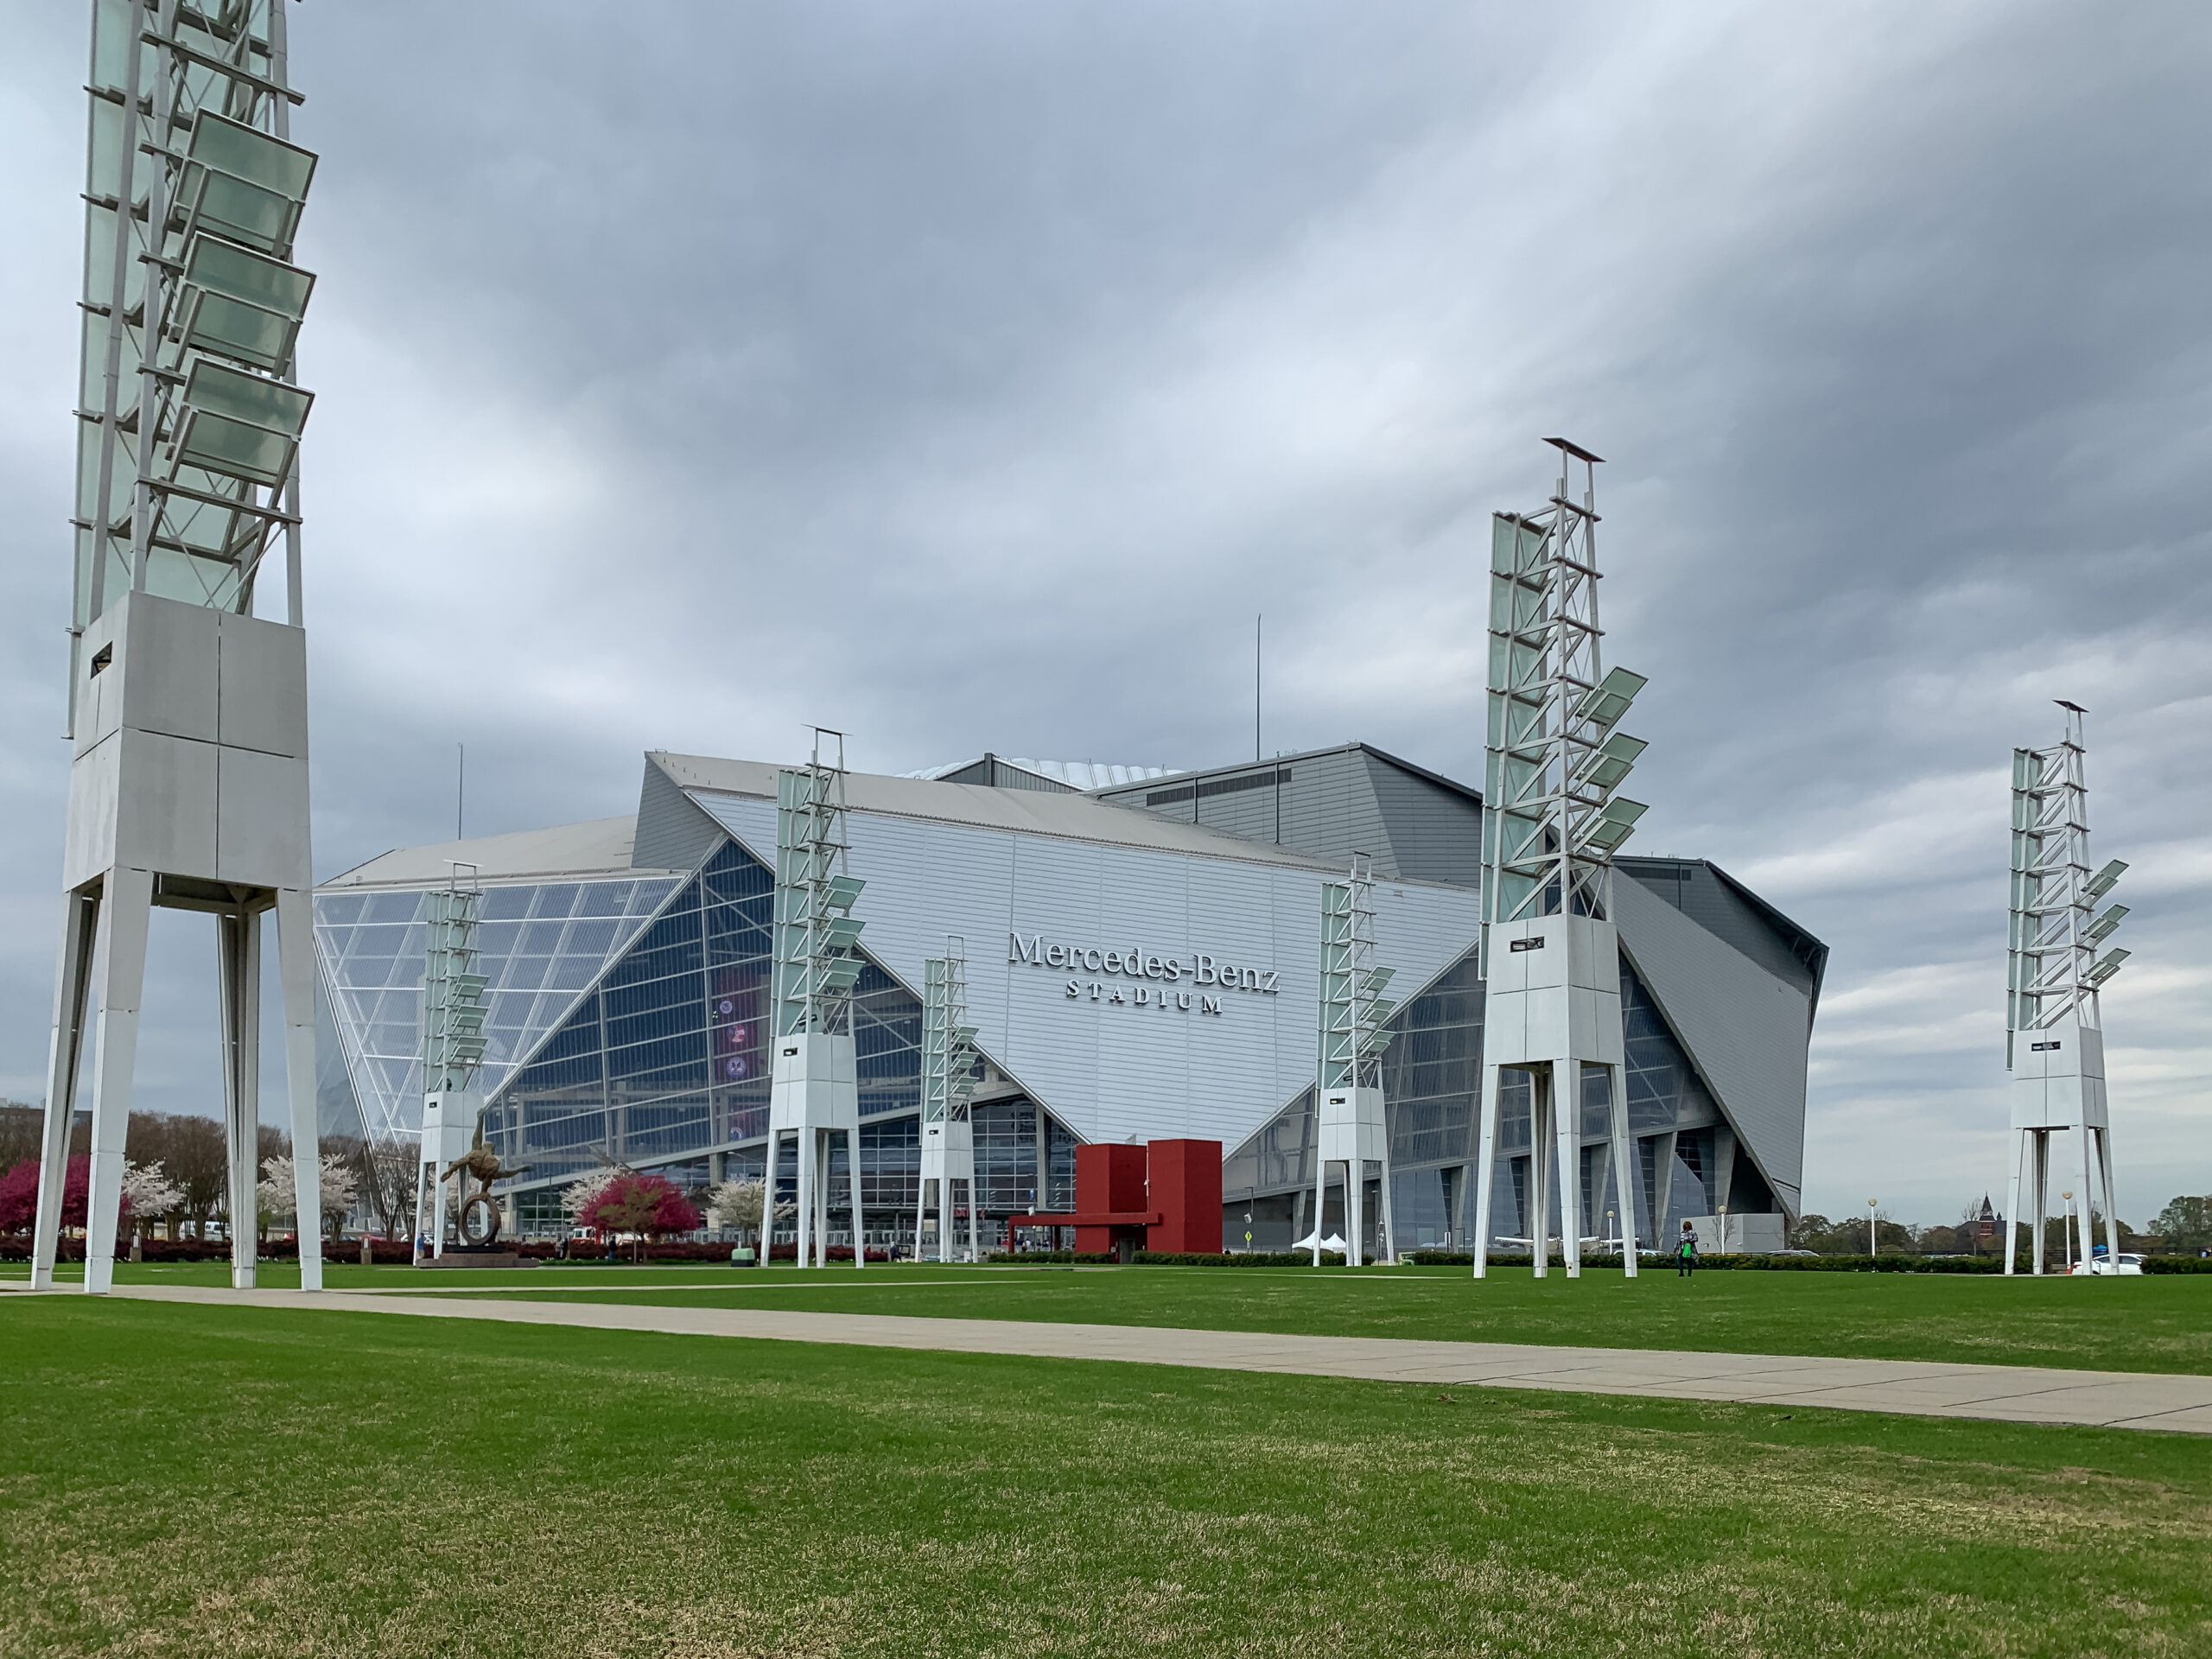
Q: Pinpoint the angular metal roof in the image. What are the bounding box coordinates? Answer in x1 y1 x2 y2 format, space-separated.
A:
320 816 664 890
1613 863 1817 1211
903 756 1178 791
645 751 1403 879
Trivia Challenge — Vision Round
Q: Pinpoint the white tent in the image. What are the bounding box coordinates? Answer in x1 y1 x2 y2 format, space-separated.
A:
1293 1232 1350 1253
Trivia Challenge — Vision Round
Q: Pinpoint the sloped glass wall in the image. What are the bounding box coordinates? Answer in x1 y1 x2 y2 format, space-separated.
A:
486 839 922 1190
315 874 677 1143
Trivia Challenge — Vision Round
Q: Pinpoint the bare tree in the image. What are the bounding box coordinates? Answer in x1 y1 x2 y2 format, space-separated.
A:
354 1138 417 1241
159 1115 226 1240
0 1102 45 1172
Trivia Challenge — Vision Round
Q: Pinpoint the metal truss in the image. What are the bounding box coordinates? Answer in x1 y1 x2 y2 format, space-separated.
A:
1318 855 1395 1093
921 938 980 1133
2007 702 2128 1061
1482 441 1648 962
917 936 982 1262
772 730 868 1039
421 865 488 1099
70 0 318 714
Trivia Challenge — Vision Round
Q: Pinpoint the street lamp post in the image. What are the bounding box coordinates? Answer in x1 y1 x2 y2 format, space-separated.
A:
1866 1198 1878 1257
2061 1190 2075 1274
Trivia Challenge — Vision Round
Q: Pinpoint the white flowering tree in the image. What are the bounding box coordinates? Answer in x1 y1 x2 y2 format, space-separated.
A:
706 1177 765 1240
562 1167 620 1226
119 1160 186 1242
257 1154 362 1239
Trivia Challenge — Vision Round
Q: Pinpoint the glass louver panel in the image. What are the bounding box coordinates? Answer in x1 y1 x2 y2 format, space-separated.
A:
174 235 314 373
181 358 313 436
184 233 315 317
176 114 315 257
169 410 292 490
168 360 314 493
178 289 299 372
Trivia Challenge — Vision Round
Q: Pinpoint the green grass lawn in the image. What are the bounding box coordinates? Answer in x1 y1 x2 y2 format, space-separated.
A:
2 1297 2208 1657
16 1257 2210 1375
36 1255 2196 1376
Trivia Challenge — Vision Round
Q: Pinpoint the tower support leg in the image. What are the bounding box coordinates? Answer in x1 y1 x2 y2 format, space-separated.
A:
791 1128 810 1268
2076 1123 2098 1274
412 1157 431 1263
1312 1155 1326 1268
1605 1064 1637 1276
276 888 323 1290
2096 1128 2120 1271
2002 1128 2024 1276
1529 1071 1552 1280
2031 1132 2050 1275
218 906 262 1289
32 887 101 1290
813 1129 830 1268
1554 1060 1582 1280
82 868 155 1295
847 1125 866 1268
763 1130 785 1265
1346 1160 1364 1268
1378 1154 1398 1268
1472 1063 1502 1279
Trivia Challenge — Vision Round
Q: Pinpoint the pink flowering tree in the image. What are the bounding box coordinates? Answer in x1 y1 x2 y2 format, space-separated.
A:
580 1172 702 1262
0 1157 128 1256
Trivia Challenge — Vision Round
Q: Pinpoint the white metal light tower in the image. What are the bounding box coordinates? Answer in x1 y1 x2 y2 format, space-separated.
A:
765 731 869 1268
914 937 982 1263
31 1 326 1294
413 866 489 1259
2003 702 2128 1276
1472 441 1647 1281
1313 855 1399 1266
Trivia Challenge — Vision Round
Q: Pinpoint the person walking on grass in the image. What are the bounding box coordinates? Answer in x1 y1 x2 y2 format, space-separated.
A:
1676 1222 1699 1278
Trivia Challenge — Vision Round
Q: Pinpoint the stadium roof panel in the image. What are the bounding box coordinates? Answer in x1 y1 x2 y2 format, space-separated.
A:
650 751 1368 876
320 815 661 889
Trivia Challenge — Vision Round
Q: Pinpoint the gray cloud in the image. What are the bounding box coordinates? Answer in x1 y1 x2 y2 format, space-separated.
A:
2 1 2206 1224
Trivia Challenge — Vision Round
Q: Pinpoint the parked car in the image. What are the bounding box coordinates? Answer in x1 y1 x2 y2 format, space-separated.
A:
2085 1253 2145 1276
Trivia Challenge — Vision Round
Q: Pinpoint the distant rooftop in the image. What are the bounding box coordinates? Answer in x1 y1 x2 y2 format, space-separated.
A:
651 753 1352 874
320 816 664 890
900 755 1178 792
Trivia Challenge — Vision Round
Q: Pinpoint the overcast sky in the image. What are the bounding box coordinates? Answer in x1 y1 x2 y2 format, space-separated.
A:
2 2 2207 1226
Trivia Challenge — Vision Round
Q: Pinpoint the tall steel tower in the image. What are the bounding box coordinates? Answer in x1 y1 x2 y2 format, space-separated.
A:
31 0 326 1294
414 867 489 1258
1313 855 1398 1265
914 937 982 1262
2003 702 2128 1275
1472 441 1647 1281
764 731 869 1268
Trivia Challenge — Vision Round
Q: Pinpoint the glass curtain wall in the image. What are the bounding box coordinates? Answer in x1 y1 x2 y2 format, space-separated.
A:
315 875 677 1144
487 840 924 1198
1224 942 1755 1250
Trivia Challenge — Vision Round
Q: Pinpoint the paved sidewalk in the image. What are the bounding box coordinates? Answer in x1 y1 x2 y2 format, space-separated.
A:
40 1284 2212 1434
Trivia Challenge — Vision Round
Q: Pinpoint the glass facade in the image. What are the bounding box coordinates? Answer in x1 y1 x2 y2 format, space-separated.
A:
317 826 1786 1251
1223 944 1761 1251
315 874 677 1142
485 840 923 1192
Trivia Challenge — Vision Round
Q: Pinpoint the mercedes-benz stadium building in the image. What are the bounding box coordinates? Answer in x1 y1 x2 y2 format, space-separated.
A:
314 743 1827 1253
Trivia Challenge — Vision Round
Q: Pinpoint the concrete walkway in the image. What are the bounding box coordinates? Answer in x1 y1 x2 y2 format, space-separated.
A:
42 1284 2212 1435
